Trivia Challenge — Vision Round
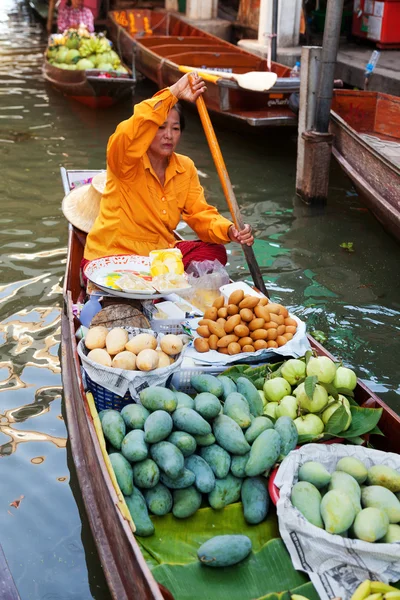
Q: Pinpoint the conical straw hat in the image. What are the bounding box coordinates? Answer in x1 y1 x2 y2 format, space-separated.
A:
62 172 106 233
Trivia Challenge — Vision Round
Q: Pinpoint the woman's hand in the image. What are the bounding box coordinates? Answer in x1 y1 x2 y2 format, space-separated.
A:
170 72 206 103
228 224 254 246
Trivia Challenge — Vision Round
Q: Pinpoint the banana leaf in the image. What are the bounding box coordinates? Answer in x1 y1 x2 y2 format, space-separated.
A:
138 503 319 600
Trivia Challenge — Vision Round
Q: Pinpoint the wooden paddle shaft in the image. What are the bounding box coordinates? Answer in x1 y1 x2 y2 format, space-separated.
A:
193 90 269 297
47 0 56 33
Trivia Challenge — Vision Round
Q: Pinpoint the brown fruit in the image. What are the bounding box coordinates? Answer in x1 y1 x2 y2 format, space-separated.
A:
204 307 218 321
198 318 213 328
285 325 297 334
218 347 229 355
279 306 289 318
254 305 270 322
249 318 265 331
196 326 210 338
253 339 268 350
242 345 255 353
265 303 281 315
265 321 278 330
276 336 287 347
217 307 228 319
224 314 241 333
250 329 269 341
228 290 244 305
227 304 239 316
283 332 294 341
239 296 260 309
259 297 269 306
239 337 253 348
212 296 225 309
284 317 297 327
267 340 278 348
276 324 286 336
227 342 241 355
266 328 278 341
217 334 239 348
240 308 254 322
234 324 250 338
194 338 209 353
217 318 227 327
208 334 219 350
270 313 284 326
208 322 226 338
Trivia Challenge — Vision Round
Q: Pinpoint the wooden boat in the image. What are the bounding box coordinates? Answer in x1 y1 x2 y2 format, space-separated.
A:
331 90 400 242
107 9 299 127
61 168 400 600
43 58 135 109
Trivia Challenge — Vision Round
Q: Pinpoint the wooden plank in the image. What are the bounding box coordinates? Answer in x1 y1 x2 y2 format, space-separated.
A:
0 545 21 600
375 93 400 140
331 90 377 132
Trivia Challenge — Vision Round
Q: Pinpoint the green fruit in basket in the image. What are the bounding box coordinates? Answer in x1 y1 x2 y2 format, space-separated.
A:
306 356 336 384
329 471 362 515
143 483 173 517
175 391 195 410
213 414 250 456
333 366 357 391
223 392 252 429
353 507 389 542
258 389 267 407
263 402 278 419
245 416 274 444
121 429 148 463
298 461 331 489
236 377 263 416
185 454 216 493
263 377 291 403
245 428 281 477
194 392 222 420
160 468 195 489
102 410 126 449
167 431 197 457
217 375 237 399
172 486 202 519
367 465 400 493
197 534 252 567
191 374 224 398
139 386 177 413
362 486 400 523
322 394 352 431
150 441 185 480
125 487 155 537
381 523 400 543
199 444 231 479
109 452 134 496
231 453 250 478
291 481 323 528
293 414 324 437
296 382 329 413
193 432 216 447
276 395 298 420
121 403 150 430
274 416 298 457
335 457 367 484
172 407 212 436
132 458 160 489
281 359 306 386
241 477 269 525
321 489 356 534
208 473 242 509
144 410 173 444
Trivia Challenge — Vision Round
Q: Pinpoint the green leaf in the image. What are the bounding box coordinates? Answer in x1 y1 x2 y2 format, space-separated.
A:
304 375 318 400
297 433 325 444
321 383 339 400
346 436 365 445
304 350 313 365
337 406 383 439
368 425 384 436
335 388 355 397
222 365 268 389
324 405 349 435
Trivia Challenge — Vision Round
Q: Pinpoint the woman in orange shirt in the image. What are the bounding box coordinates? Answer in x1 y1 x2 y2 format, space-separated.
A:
82 72 253 273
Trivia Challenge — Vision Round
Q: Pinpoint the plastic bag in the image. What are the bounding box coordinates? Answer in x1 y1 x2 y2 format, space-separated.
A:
183 260 230 312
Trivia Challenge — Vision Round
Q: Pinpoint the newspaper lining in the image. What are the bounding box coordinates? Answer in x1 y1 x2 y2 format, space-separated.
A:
274 444 400 600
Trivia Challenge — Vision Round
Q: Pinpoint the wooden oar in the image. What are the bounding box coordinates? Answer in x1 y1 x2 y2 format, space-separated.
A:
47 0 56 34
188 74 269 297
180 65 277 92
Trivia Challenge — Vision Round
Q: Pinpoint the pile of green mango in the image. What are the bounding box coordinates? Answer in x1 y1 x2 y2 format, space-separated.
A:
291 456 400 542
100 373 299 537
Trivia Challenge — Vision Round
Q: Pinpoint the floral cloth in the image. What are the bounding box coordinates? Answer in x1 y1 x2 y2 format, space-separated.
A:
57 6 94 33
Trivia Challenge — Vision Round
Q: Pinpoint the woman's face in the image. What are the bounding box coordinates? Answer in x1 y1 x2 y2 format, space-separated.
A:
149 108 181 160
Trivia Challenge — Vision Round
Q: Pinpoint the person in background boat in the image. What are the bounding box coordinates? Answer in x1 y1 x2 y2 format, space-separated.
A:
57 0 94 33
82 72 254 276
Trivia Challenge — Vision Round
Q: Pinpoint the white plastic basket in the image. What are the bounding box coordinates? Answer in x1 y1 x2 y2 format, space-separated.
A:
169 365 227 394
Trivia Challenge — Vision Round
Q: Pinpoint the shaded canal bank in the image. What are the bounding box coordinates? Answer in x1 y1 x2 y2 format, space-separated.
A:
0 1 399 598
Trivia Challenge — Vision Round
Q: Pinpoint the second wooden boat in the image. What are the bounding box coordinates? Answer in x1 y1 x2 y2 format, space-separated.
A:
107 9 299 127
61 168 400 600
331 90 400 242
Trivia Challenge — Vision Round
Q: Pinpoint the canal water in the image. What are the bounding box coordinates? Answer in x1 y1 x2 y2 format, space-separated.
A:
0 1 399 598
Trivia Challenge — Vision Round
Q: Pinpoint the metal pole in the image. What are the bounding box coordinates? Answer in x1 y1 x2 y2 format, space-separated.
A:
314 0 344 133
271 0 278 62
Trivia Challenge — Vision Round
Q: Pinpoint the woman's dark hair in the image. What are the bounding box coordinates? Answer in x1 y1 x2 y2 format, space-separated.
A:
173 102 185 132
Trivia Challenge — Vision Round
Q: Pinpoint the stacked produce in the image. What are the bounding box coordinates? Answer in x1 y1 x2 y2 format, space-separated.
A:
194 290 298 355
84 327 183 371
292 456 400 543
46 28 128 73
351 579 400 600
100 373 300 536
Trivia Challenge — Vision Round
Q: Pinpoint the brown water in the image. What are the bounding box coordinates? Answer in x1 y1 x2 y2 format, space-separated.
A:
0 1 399 598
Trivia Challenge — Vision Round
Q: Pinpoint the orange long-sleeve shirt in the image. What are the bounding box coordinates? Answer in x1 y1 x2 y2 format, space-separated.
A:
84 88 233 261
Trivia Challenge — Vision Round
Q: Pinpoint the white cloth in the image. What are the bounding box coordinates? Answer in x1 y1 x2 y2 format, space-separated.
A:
275 444 400 600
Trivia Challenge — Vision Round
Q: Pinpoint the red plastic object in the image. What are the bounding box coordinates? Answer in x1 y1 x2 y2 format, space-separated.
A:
352 0 400 49
269 438 344 506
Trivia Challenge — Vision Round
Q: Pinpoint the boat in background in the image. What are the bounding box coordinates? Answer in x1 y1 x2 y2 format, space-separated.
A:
60 167 400 600
331 90 400 242
107 9 299 127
